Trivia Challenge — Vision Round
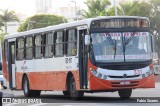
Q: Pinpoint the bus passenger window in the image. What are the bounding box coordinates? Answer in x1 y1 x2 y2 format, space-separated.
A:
4 40 8 61
44 32 53 57
25 36 33 59
54 31 64 56
17 38 24 60
35 35 42 58
66 29 77 55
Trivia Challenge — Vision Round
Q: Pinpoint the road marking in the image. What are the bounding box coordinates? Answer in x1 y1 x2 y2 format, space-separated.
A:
3 103 21 106
62 105 73 106
29 103 49 106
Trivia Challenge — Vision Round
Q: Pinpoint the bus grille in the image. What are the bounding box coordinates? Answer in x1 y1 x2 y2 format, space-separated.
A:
108 75 140 78
111 81 139 88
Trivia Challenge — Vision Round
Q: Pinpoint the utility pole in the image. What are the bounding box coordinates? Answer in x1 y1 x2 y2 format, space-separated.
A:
70 1 78 21
113 0 118 16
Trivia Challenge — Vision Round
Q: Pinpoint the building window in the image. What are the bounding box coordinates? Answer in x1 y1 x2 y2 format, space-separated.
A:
35 34 42 58
54 31 64 56
44 32 53 57
66 29 77 55
25 36 33 59
17 38 24 60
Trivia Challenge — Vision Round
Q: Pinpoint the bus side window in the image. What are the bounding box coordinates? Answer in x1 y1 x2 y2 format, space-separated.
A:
44 32 54 58
54 31 64 57
25 36 33 59
34 34 42 59
66 29 77 56
16 38 24 60
4 40 8 61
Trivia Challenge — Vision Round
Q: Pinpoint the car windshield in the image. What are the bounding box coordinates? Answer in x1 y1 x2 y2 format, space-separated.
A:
90 32 151 63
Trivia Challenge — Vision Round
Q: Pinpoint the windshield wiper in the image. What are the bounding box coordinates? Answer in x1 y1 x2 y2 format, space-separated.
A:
122 31 136 62
123 32 136 46
105 33 117 59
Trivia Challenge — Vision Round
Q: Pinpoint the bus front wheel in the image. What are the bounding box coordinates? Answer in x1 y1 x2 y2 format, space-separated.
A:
69 76 84 100
22 76 41 97
118 89 132 99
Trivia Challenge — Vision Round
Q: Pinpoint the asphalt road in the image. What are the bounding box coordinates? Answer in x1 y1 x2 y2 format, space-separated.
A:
1 85 160 106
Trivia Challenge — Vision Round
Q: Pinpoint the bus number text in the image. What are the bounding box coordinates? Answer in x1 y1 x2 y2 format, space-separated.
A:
134 69 142 75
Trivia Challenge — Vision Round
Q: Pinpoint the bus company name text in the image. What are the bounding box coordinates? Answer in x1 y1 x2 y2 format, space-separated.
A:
2 98 42 103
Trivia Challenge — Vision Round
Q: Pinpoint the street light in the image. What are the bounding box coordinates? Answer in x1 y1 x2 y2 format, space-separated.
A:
27 19 36 31
113 0 118 16
70 0 78 21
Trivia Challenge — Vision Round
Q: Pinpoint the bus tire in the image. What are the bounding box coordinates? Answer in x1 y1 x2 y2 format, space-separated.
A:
3 86 7 89
118 89 132 99
63 91 70 97
22 76 41 97
69 76 84 100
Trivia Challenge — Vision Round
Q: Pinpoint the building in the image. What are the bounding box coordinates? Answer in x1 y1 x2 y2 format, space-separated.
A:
36 0 52 14
53 4 80 22
1 21 20 34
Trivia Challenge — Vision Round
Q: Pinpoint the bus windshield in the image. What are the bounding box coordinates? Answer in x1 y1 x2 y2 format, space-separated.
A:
91 32 151 63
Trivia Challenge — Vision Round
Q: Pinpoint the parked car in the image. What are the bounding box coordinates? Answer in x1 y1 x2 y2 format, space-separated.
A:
0 62 7 89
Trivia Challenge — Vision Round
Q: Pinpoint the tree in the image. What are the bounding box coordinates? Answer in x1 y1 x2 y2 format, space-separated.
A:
0 21 3 31
119 1 152 16
106 7 123 16
81 0 111 18
0 9 19 34
149 0 160 57
18 14 67 32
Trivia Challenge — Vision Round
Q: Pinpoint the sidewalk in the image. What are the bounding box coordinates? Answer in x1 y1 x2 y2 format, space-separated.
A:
154 74 160 82
155 82 160 89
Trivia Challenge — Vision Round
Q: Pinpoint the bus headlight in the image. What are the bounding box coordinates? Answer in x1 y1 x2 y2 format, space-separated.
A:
146 72 150 76
91 69 97 76
92 70 97 76
145 70 153 77
90 68 108 80
97 73 102 78
142 74 145 78
103 75 107 79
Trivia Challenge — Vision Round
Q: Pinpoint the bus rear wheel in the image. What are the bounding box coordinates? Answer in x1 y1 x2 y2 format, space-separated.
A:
63 91 70 97
118 89 132 99
69 76 84 100
22 76 41 97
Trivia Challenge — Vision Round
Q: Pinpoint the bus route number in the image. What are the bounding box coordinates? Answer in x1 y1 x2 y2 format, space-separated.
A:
134 69 142 75
65 58 72 63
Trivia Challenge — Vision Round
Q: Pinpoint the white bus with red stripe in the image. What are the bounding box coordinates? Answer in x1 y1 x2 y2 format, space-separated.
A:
2 16 155 99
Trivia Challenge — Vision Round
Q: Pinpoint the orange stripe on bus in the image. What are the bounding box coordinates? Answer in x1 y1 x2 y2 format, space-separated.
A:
16 71 80 91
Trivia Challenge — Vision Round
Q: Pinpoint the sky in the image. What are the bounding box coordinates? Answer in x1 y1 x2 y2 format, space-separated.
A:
0 0 85 17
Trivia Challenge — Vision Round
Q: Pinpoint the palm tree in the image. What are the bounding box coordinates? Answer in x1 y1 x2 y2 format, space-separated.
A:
0 9 19 34
119 1 139 16
81 0 111 18
0 18 4 31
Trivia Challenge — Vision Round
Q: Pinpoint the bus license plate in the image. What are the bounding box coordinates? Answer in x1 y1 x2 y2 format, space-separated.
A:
120 81 130 85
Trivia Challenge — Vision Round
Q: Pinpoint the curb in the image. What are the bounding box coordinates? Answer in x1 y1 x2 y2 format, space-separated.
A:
155 82 160 89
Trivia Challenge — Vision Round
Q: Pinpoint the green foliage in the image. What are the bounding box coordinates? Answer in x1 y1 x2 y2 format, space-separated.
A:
118 1 152 17
149 0 160 57
0 9 19 34
81 0 111 18
106 7 123 16
18 14 67 32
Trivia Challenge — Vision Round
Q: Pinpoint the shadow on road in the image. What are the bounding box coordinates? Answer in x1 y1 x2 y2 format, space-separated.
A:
15 94 140 103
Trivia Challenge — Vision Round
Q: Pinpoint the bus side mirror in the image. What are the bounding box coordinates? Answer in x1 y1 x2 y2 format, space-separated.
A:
85 35 90 45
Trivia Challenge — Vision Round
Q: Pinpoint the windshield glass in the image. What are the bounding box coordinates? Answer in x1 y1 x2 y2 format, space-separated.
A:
91 32 151 63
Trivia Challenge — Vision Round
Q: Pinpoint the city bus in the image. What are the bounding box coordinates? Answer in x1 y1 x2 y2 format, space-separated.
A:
2 16 155 99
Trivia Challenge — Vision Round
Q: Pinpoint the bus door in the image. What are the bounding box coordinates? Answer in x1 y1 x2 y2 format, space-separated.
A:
8 39 16 89
77 26 88 89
